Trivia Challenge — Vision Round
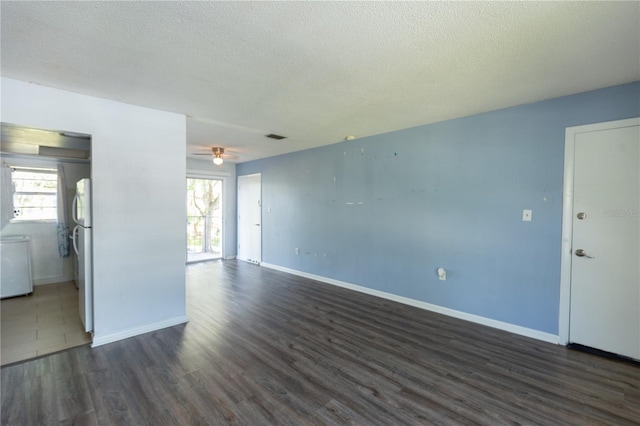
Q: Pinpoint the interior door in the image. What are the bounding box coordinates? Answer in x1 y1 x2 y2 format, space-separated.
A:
569 121 639 360
237 174 261 264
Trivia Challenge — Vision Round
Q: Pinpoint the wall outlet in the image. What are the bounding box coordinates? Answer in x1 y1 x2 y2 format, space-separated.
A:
295 247 299 255
522 209 532 222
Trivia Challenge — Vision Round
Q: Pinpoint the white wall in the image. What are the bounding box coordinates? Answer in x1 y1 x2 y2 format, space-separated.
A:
186 157 237 259
1 78 187 346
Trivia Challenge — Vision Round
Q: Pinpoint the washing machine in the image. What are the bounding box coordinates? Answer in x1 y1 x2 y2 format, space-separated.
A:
0 235 33 298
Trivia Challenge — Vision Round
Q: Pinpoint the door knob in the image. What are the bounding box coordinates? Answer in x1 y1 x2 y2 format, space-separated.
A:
575 249 594 259
577 212 586 220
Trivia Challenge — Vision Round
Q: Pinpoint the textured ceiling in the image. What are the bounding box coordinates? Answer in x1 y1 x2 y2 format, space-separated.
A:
2 1 639 163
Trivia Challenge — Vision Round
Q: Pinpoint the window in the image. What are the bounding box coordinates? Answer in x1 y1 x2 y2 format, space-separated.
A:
12 167 58 221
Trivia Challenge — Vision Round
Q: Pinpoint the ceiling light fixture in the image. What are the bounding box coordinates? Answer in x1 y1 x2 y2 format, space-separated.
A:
212 147 224 166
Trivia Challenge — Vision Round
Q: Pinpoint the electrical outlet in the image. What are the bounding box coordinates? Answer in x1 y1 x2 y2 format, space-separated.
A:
295 248 299 255
522 209 532 222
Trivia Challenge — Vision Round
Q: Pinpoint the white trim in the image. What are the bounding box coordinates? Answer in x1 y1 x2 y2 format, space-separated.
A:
261 262 558 344
186 168 231 178
91 315 189 348
237 172 262 178
559 127 576 345
559 117 640 345
34 275 75 286
223 255 237 260
0 152 90 166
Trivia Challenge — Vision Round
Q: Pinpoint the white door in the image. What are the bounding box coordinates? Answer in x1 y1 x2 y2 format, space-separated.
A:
567 119 639 360
237 174 261 264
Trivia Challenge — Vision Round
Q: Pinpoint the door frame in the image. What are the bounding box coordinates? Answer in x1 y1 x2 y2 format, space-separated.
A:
185 176 224 262
237 173 262 264
558 117 640 345
186 169 230 260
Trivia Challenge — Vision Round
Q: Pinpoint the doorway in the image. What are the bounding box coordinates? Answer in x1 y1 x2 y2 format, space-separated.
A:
559 117 639 360
186 178 223 263
0 122 93 365
237 173 261 264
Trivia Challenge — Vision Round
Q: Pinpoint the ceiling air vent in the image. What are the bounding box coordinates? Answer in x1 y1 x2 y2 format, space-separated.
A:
265 133 287 140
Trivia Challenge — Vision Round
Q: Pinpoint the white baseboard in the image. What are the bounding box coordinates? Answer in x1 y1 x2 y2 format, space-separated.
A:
34 275 75 286
261 262 559 345
91 315 189 348
224 255 237 260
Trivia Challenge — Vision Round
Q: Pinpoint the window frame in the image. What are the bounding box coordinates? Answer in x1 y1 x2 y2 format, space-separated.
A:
10 166 58 223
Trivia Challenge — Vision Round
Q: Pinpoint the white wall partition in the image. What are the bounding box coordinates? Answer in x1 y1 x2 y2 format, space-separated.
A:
1 78 188 346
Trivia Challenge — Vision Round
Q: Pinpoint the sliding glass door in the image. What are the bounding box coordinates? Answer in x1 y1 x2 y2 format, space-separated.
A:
186 178 223 263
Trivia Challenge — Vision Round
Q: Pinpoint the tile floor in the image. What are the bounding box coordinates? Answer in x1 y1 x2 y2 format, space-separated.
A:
1 281 91 366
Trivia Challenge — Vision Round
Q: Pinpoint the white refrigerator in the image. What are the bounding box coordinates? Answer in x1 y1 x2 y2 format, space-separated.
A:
72 178 93 333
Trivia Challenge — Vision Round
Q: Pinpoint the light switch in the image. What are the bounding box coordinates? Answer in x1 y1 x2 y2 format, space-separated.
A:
522 209 532 222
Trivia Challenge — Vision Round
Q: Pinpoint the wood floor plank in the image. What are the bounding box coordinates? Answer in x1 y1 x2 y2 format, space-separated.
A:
2 259 639 425
24 373 57 425
54 373 95 423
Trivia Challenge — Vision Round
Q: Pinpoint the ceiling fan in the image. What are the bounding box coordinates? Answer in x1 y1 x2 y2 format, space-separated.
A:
194 146 236 166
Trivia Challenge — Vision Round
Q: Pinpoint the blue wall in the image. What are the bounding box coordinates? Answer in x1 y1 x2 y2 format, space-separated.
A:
237 82 640 334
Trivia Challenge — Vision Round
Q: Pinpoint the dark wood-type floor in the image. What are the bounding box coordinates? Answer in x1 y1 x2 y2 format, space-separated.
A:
2 260 639 425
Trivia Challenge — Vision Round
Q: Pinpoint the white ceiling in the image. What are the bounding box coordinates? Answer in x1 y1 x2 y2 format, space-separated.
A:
1 1 638 164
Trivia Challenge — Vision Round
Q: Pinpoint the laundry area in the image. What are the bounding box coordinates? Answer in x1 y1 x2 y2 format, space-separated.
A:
0 123 93 365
